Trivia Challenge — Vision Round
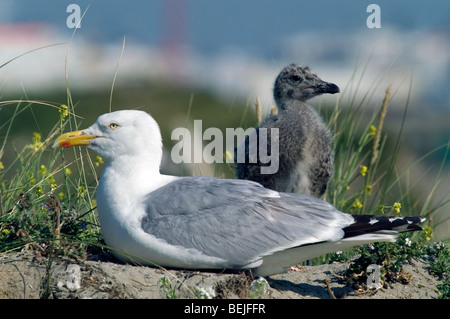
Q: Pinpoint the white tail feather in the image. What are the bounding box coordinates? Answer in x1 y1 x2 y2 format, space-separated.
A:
255 232 397 276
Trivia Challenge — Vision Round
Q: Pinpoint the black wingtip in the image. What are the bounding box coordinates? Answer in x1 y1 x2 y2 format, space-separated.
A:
343 215 426 239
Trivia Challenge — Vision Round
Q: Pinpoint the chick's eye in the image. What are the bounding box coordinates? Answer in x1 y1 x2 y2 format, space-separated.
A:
292 75 302 82
109 123 119 130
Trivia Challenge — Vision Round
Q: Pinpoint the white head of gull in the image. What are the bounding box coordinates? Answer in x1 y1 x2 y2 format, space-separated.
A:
54 110 425 276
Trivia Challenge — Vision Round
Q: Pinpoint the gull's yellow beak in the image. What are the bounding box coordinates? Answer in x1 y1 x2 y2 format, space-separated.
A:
53 130 96 148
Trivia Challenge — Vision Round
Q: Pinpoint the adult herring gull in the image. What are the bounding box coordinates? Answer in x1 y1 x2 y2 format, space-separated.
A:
54 110 424 276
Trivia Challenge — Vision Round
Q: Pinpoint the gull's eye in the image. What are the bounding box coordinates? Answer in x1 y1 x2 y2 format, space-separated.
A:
109 123 119 130
292 75 302 82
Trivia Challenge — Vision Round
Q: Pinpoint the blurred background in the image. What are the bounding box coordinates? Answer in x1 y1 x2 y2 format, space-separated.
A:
0 0 449 239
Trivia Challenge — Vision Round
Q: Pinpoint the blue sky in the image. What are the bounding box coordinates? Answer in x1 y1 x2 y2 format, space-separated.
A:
3 0 449 57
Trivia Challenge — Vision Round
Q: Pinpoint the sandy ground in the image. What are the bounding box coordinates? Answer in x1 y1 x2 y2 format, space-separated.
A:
0 250 443 299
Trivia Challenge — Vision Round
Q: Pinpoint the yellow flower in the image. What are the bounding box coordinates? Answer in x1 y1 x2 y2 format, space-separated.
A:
33 132 41 142
51 183 58 191
0 161 4 171
40 164 47 177
35 186 43 197
352 199 363 209
393 202 402 214
33 132 43 147
360 165 368 177
424 226 433 241
59 104 69 121
95 155 104 167
365 185 372 194
78 185 87 197
369 125 377 136
24 132 44 152
65 167 72 175
58 192 66 201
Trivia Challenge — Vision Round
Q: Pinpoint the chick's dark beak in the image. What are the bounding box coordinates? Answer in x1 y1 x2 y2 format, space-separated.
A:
321 82 340 94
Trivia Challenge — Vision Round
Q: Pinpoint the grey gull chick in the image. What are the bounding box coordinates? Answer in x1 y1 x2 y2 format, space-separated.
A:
54 110 424 276
235 64 339 198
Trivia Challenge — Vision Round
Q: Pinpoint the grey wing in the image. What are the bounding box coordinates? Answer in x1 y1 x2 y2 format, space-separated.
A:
141 176 353 267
